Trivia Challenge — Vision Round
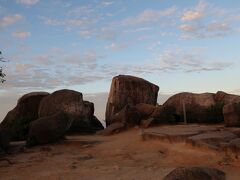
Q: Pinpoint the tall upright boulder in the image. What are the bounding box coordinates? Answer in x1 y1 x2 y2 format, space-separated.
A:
38 89 103 133
0 92 49 141
105 75 159 126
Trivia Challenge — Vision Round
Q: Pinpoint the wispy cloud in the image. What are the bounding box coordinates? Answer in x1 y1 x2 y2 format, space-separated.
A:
181 0 206 21
181 11 203 21
0 14 23 27
12 30 31 39
123 6 177 25
16 0 39 5
179 0 240 39
153 48 233 73
105 42 128 51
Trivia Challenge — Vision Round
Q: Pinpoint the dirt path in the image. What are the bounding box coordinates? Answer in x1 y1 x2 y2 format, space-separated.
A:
1 129 240 180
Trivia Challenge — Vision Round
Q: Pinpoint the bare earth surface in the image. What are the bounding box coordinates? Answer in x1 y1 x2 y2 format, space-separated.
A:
1 126 240 180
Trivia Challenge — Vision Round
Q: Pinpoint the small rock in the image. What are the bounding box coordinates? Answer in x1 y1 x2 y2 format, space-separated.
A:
163 167 226 180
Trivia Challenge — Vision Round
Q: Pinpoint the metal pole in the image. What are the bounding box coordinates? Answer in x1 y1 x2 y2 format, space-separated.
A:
183 100 187 124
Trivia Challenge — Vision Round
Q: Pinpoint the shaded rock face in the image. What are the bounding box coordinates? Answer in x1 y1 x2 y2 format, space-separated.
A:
163 167 226 180
164 92 216 114
105 75 159 126
0 92 49 141
163 92 224 124
135 103 155 119
109 105 141 127
27 112 71 147
0 128 10 151
223 103 240 127
38 89 103 133
150 105 177 125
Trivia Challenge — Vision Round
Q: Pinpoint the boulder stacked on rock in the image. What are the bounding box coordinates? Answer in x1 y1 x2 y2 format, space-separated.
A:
0 92 49 141
223 103 240 127
38 89 103 133
26 112 71 146
0 89 104 146
105 75 159 126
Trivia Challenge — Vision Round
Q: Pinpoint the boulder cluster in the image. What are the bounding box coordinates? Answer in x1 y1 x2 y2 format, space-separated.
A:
0 89 103 149
101 75 240 134
1 74 240 150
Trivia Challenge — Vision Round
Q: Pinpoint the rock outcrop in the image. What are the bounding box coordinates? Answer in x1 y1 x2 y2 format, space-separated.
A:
162 92 223 123
38 89 103 133
223 103 240 127
163 167 226 180
26 112 71 146
105 75 159 126
0 92 49 141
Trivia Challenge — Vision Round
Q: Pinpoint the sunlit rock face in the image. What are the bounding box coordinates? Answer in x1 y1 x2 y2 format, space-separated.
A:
214 91 240 104
105 75 159 126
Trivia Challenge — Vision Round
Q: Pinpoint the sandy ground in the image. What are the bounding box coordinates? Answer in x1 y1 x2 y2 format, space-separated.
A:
1 129 240 180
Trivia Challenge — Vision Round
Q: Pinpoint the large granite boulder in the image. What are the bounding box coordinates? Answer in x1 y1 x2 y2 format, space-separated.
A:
26 112 71 146
163 92 224 123
0 92 49 141
38 89 103 133
163 167 225 180
164 92 216 114
105 75 159 126
223 103 240 127
215 91 240 104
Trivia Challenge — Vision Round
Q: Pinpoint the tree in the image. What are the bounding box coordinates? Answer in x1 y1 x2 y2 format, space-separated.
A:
0 51 6 83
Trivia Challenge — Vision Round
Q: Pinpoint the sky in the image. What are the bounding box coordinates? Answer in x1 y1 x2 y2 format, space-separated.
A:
0 0 240 121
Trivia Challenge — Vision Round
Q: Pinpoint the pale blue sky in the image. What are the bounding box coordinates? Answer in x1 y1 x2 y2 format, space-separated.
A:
0 0 240 120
